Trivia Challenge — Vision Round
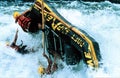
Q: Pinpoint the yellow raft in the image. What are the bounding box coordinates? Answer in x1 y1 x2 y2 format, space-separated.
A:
32 0 101 68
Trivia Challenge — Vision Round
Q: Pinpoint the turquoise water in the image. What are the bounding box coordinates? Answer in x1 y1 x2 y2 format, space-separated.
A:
0 1 120 78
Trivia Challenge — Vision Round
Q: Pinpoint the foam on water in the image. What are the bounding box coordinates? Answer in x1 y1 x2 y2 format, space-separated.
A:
0 1 120 78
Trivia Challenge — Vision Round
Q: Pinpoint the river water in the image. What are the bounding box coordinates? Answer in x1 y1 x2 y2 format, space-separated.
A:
0 1 120 78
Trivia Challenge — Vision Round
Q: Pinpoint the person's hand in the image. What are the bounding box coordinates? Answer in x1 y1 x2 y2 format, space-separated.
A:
38 23 42 29
52 63 58 72
46 66 51 74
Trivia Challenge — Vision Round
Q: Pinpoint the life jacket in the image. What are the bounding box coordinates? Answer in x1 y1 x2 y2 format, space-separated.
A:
16 15 31 32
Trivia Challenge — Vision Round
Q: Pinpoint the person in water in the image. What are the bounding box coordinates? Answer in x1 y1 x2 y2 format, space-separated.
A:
6 29 36 54
13 8 61 74
38 51 59 75
13 9 42 33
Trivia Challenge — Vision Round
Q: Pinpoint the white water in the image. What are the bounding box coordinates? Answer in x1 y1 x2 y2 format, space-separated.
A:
0 1 120 78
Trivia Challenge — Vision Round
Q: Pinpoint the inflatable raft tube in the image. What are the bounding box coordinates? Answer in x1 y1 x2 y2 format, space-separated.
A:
32 0 101 68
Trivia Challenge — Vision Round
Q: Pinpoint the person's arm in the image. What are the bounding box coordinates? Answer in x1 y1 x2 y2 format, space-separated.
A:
43 52 52 65
43 52 52 74
13 29 18 45
49 50 58 73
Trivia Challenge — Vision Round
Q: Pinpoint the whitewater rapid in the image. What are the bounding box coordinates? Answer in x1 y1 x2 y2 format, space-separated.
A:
0 1 120 78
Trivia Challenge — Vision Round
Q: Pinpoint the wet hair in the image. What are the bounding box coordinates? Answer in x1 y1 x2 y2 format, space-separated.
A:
11 40 29 54
17 45 29 54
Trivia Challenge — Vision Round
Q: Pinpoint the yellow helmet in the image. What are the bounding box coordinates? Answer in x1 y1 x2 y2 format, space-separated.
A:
13 11 20 19
38 66 45 75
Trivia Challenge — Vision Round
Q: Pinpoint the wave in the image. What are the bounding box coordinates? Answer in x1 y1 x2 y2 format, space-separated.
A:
0 1 120 78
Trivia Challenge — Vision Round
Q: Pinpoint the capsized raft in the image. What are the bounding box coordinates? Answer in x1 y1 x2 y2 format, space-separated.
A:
32 0 101 68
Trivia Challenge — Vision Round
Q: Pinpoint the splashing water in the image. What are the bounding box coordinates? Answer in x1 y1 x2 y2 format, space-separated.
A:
0 1 120 78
